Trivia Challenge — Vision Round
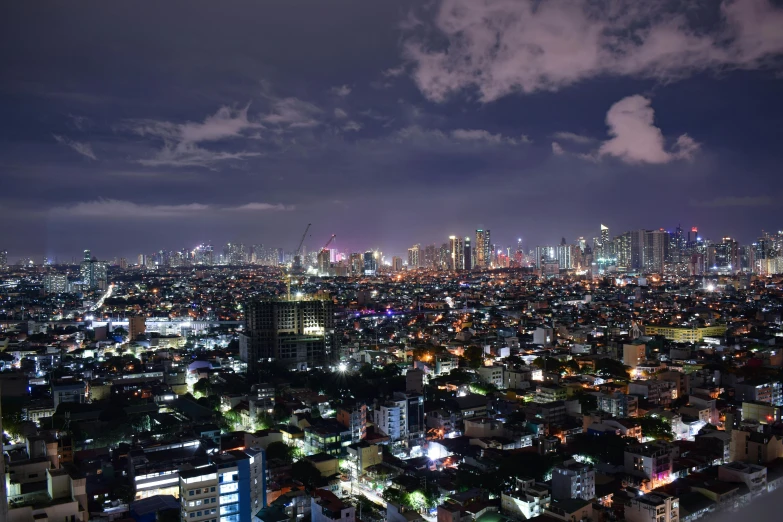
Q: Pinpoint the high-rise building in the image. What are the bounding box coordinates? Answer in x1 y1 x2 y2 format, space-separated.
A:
350 253 363 275
240 299 335 374
449 236 464 270
43 274 68 294
710 237 739 273
645 229 669 273
363 251 376 275
0 250 7 268
475 229 491 267
600 224 610 253
614 232 631 272
392 256 402 272
80 250 107 290
407 244 420 268
422 244 436 269
317 249 331 275
463 237 472 270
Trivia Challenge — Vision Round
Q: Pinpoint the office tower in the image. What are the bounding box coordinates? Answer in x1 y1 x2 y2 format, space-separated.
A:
392 256 403 271
475 229 491 267
645 229 669 273
407 244 420 268
687 227 699 246
600 224 610 253
240 299 335 374
80 250 107 290
423 244 436 269
317 249 331 275
350 253 363 275
363 251 377 275
119 257 127 269
43 274 68 294
710 237 739 273
138 253 147 267
438 243 450 270
534 246 556 269
449 236 464 270
629 230 647 271
194 244 214 265
0 249 7 268
556 244 577 270
463 237 472 270
575 237 586 252
226 242 246 265
613 233 631 272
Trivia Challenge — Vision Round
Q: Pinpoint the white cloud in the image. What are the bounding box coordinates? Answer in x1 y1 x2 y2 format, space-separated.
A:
382 66 406 77
451 128 526 145
342 121 363 132
334 108 348 119
53 134 97 160
551 142 565 155
51 199 293 218
262 97 322 128
330 84 352 96
227 202 295 212
404 0 783 102
51 199 210 218
130 104 263 167
596 95 699 164
552 132 594 144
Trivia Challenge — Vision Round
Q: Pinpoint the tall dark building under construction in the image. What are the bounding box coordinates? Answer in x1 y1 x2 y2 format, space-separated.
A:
240 299 335 374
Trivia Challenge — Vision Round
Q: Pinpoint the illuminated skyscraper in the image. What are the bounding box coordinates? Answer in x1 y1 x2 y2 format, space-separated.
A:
363 251 377 275
475 229 491 267
463 237 472 270
449 236 464 270
408 244 421 268
80 249 107 290
0 249 7 268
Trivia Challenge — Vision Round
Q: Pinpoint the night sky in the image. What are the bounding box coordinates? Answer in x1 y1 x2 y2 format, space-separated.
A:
2 0 783 262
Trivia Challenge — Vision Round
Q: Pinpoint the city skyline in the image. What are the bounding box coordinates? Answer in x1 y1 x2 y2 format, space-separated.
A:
2 1 783 260
2 221 781 266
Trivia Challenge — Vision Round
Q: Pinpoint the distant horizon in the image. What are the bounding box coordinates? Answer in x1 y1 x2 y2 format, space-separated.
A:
2 222 778 265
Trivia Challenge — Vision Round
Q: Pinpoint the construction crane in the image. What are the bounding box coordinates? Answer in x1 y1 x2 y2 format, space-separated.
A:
321 234 336 252
292 223 311 275
288 223 311 301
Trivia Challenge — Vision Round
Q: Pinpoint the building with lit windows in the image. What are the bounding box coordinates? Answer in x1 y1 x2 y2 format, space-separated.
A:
449 236 464 270
622 492 679 522
79 249 108 290
407 244 420 268
642 325 726 343
475 229 490 268
240 299 335 374
180 466 219 522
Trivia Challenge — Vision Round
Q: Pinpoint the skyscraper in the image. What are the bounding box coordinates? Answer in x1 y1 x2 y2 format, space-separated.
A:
80 249 107 290
475 229 491 267
0 250 7 268
363 251 377 275
407 244 420 268
463 237 472 270
240 298 335 374
449 236 464 270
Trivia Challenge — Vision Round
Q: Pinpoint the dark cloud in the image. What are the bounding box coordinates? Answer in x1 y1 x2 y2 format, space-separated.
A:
0 0 782 261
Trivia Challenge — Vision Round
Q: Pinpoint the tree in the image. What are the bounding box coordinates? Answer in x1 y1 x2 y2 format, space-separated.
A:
595 358 631 380
637 416 674 441
291 460 323 488
193 378 212 397
464 346 484 369
265 441 294 463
